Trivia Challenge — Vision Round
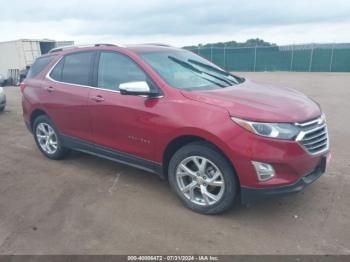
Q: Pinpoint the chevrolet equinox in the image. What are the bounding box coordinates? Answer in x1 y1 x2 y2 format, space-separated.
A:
21 44 331 214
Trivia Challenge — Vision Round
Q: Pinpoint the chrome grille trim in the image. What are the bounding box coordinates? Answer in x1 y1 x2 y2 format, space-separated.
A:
308 142 328 150
295 118 319 128
295 115 329 155
302 130 327 141
302 136 327 146
304 123 326 133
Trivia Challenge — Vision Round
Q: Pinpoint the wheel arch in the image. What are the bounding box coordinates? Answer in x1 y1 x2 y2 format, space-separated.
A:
30 108 49 131
162 134 240 188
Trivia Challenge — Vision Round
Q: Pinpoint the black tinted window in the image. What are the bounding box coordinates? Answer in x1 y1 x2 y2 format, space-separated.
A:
61 52 94 86
49 58 64 81
27 56 54 78
98 52 147 90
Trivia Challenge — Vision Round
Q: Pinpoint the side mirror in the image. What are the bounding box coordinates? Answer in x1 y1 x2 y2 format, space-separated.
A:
119 81 160 97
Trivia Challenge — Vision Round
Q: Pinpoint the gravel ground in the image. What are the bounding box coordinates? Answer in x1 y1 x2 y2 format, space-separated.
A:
0 72 349 255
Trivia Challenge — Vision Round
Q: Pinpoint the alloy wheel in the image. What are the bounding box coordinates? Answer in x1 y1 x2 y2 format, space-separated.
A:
36 123 58 155
176 156 225 206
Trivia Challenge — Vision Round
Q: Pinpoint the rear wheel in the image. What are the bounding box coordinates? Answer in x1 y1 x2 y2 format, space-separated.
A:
33 115 69 160
168 142 237 214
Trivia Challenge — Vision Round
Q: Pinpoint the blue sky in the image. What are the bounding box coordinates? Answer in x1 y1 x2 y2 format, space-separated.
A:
1 0 349 46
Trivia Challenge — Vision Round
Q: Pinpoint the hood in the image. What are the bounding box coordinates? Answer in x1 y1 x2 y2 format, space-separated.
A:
181 79 321 123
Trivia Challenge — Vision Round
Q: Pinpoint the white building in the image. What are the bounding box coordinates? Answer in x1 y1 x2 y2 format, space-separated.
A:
0 39 74 83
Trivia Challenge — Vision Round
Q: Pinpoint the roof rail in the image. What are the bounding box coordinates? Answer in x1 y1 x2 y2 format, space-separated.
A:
141 43 173 47
48 43 120 53
49 45 76 53
94 43 118 47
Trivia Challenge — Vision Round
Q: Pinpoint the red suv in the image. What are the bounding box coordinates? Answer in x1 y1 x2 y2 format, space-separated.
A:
21 44 331 214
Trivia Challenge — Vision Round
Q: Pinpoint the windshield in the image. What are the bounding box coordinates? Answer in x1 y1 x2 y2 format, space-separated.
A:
139 50 243 91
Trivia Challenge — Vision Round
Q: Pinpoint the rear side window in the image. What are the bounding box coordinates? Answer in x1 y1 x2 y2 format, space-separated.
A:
49 52 94 86
50 58 64 81
62 52 94 86
27 56 54 78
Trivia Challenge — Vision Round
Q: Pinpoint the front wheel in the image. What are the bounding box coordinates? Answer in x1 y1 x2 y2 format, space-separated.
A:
168 142 238 214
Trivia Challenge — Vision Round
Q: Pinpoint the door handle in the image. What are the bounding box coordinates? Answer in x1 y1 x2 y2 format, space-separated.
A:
91 95 105 102
45 86 54 92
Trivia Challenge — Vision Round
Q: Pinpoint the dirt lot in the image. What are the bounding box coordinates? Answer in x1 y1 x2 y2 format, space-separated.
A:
0 72 349 255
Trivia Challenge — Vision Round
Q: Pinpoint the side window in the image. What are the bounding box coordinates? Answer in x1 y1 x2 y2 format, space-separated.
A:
98 52 147 91
49 58 64 81
61 52 94 86
27 56 54 78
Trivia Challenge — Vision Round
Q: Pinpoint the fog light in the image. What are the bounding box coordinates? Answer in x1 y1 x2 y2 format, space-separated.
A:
252 161 275 181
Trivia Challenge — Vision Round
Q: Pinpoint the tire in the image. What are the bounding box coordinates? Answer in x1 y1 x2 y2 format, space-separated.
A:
33 115 69 160
168 141 238 214
0 106 4 112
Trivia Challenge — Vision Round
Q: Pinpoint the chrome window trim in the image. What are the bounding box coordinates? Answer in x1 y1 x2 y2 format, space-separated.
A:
45 56 122 94
45 55 164 98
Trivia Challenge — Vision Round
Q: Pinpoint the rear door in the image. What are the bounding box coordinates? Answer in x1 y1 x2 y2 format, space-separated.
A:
42 51 95 142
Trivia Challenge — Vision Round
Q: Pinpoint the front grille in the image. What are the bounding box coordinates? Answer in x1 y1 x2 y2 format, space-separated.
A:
296 116 329 155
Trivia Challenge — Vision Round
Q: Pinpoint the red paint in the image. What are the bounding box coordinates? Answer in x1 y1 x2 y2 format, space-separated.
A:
22 45 330 189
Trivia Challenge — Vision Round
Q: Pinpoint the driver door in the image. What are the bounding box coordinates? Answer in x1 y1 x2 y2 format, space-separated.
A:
88 51 160 161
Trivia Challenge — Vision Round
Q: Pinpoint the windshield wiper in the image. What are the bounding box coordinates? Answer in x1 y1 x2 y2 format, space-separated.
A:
168 56 227 87
170 56 237 86
198 69 236 86
187 59 240 84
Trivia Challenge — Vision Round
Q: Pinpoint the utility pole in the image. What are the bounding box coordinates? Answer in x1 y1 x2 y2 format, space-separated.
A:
309 44 314 72
290 45 294 71
329 43 334 72
223 44 226 70
253 45 257 72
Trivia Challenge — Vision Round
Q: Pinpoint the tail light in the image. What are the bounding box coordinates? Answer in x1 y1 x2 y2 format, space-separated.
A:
20 82 26 93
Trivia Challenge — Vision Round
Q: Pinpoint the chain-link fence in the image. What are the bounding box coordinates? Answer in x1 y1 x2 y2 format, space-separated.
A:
188 44 350 72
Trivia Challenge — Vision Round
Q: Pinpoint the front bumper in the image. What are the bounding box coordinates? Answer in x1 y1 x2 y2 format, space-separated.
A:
240 155 328 204
222 120 330 189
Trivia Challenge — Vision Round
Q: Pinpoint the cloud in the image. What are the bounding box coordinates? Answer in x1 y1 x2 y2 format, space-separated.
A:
0 0 349 45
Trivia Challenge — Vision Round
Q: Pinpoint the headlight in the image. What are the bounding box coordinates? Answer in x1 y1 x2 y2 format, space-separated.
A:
231 117 300 140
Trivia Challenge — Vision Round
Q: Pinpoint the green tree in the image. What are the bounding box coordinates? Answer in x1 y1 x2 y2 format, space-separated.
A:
183 38 276 49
